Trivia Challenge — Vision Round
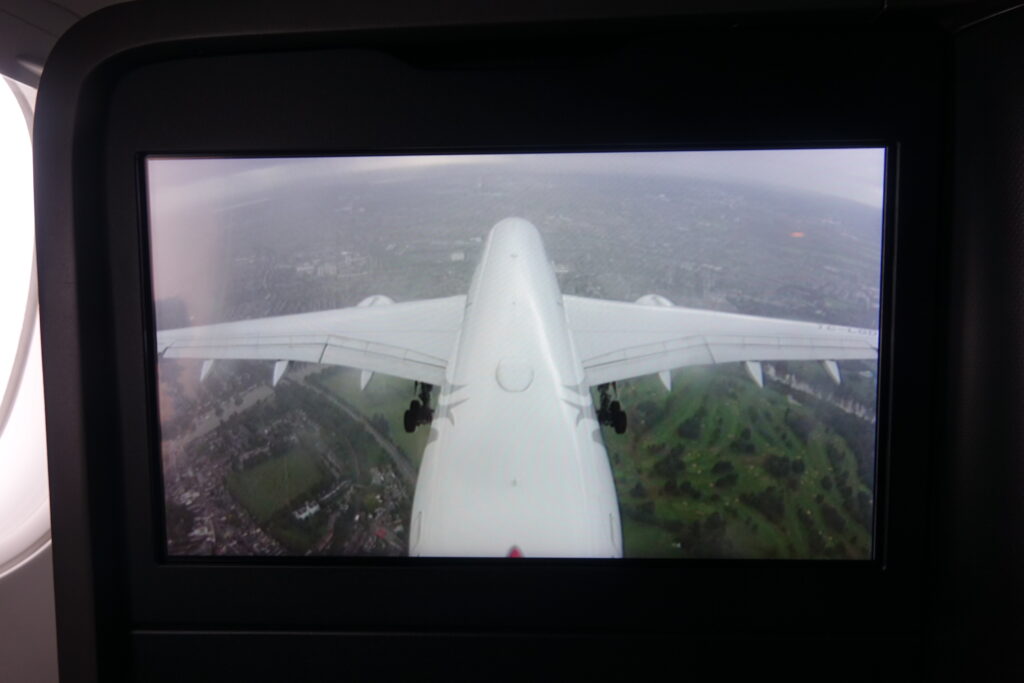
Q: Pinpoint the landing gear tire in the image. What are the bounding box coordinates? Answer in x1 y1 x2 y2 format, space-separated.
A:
613 409 627 435
597 387 628 434
404 396 434 433
403 409 416 434
608 401 627 434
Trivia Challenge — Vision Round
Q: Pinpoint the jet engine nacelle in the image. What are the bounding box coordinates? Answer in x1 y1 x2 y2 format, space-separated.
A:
635 293 674 308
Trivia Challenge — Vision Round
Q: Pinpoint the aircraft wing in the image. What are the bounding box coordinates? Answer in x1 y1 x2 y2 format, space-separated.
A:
156 295 467 386
563 295 878 387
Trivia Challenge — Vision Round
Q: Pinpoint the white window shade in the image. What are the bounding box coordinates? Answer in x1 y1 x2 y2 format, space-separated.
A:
0 75 49 579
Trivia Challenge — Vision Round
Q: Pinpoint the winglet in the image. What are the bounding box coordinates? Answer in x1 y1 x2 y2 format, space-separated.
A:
272 360 289 387
744 361 764 388
360 370 374 391
823 360 841 385
658 370 672 392
200 359 214 382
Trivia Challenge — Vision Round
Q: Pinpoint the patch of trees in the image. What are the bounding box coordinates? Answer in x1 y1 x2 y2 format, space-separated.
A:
678 481 702 499
676 406 706 440
731 426 757 455
711 460 734 475
622 500 657 524
763 454 805 479
707 420 722 444
631 482 648 498
704 512 725 532
740 487 785 524
785 409 815 444
732 440 756 455
646 442 667 455
819 502 847 534
714 473 739 489
652 452 686 478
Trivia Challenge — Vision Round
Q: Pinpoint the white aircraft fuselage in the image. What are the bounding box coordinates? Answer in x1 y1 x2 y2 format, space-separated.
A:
409 218 622 557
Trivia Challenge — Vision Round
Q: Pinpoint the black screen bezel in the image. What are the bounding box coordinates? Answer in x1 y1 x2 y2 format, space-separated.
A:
38 4 944 660
115 37 915 631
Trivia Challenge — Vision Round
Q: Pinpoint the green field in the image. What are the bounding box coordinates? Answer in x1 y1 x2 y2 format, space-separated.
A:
226 448 327 524
604 363 874 559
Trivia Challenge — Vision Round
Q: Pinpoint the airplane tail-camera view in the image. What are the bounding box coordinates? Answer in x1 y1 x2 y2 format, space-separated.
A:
148 150 884 559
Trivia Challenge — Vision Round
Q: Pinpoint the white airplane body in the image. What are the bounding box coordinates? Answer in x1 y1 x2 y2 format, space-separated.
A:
157 217 879 558
414 219 620 557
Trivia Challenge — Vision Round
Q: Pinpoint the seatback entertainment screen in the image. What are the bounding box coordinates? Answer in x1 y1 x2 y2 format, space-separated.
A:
147 149 884 559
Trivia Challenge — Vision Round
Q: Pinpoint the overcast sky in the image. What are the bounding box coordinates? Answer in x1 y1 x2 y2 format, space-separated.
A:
149 148 887 210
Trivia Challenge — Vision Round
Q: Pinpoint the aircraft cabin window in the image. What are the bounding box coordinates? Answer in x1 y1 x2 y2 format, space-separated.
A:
0 75 49 579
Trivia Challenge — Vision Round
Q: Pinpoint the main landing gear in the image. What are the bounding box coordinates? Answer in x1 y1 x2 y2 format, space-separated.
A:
403 382 434 433
597 383 628 434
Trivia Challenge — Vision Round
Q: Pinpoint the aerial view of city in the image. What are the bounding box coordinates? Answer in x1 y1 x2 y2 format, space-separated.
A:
149 150 884 559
